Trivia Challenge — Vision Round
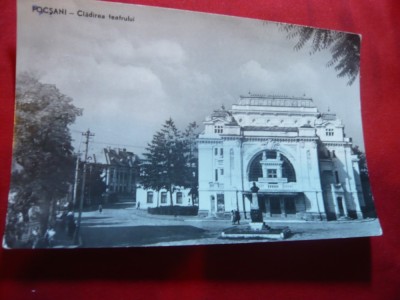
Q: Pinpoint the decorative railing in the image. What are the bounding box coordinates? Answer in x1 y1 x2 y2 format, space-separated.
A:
248 181 297 191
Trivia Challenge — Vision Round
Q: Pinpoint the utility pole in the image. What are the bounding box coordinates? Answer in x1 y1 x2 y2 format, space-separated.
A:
72 152 80 208
75 129 95 244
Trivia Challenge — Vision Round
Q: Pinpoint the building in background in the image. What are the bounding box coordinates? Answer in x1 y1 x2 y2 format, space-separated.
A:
103 148 139 202
136 187 196 210
197 94 367 221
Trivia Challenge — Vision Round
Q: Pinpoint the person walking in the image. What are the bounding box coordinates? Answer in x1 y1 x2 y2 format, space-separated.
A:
235 210 241 225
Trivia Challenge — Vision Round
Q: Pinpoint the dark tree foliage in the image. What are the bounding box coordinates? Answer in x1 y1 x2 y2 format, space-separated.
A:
282 25 360 85
140 119 198 206
352 146 376 217
76 162 107 207
5 73 82 247
184 122 199 204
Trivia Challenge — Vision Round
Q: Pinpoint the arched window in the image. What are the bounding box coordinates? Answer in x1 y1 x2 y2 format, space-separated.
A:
248 150 296 182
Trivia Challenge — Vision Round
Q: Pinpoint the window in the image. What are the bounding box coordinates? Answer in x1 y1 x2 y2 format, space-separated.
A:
176 192 183 204
147 191 153 204
214 125 223 134
217 194 225 212
220 169 224 175
215 169 218 182
161 192 167 204
335 171 340 184
267 169 277 178
220 148 223 156
214 148 218 156
326 128 334 136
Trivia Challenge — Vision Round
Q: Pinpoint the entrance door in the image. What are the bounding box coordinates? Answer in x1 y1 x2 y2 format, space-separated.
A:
270 197 281 216
284 197 296 215
337 197 344 216
217 194 225 213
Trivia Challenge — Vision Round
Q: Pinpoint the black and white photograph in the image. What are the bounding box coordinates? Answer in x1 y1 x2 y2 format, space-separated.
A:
4 0 382 249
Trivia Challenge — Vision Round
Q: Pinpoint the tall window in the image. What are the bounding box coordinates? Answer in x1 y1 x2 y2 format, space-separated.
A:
147 191 153 204
215 169 218 182
335 171 340 184
220 148 224 157
214 125 223 134
326 128 334 136
176 192 183 204
161 191 167 204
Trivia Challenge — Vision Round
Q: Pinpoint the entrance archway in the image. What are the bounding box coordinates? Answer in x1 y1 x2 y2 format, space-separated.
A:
248 150 296 182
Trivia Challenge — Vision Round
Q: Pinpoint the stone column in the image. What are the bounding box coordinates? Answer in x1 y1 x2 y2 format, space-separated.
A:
331 184 340 218
265 197 271 217
352 191 364 219
280 197 286 218
276 152 282 178
260 151 268 178
341 197 349 217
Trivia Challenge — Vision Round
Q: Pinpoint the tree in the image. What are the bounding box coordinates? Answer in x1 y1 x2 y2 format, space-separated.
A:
352 146 376 217
76 162 107 207
5 73 82 247
184 122 199 205
141 119 193 206
282 25 360 85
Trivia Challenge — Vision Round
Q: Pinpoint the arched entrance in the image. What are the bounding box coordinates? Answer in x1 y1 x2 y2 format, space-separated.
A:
248 150 296 183
246 150 303 218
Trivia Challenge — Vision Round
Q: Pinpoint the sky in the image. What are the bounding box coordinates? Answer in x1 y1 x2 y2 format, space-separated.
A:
17 0 364 161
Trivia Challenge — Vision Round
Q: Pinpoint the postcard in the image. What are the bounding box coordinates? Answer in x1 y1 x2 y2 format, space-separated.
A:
4 0 381 248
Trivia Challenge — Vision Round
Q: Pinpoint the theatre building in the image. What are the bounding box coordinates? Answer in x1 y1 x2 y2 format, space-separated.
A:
197 94 366 221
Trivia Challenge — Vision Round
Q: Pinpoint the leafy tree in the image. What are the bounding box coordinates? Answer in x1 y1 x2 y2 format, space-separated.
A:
184 122 199 205
352 146 376 217
76 162 107 207
5 73 82 247
141 119 196 206
282 25 360 85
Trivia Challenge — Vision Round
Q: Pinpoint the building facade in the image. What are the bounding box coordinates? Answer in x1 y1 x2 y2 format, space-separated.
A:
197 94 365 221
136 187 196 209
103 148 139 201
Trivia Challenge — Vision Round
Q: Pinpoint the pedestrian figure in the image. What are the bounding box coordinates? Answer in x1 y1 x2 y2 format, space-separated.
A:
98 204 103 213
136 201 140 210
235 210 241 225
45 227 56 248
66 211 76 238
231 210 236 225
31 227 40 249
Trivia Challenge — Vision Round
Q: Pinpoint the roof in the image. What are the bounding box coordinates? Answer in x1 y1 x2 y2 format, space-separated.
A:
238 94 316 108
321 113 337 120
242 126 299 132
211 108 231 118
104 148 138 167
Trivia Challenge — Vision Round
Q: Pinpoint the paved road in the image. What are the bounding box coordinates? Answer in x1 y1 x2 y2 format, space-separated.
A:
78 203 382 248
